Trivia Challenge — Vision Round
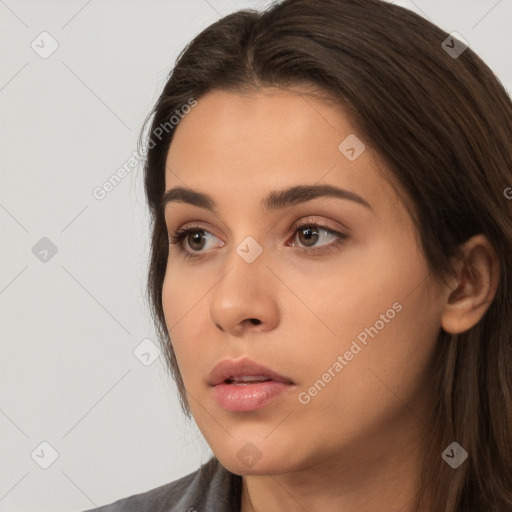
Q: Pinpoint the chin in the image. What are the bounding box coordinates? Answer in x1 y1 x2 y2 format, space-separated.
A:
213 439 296 476
219 455 290 477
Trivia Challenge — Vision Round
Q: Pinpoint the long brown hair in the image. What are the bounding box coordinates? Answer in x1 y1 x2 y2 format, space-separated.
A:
138 0 512 509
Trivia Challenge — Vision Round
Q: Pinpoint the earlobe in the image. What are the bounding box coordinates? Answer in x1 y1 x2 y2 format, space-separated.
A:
440 234 500 335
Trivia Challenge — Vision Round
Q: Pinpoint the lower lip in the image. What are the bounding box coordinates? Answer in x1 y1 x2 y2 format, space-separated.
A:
212 381 293 411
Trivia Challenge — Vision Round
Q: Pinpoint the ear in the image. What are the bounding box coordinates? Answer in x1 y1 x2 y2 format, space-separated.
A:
441 234 501 335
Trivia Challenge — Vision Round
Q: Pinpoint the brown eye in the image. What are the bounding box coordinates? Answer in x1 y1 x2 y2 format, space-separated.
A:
168 220 348 261
290 222 346 252
186 230 208 251
297 226 320 247
168 226 222 261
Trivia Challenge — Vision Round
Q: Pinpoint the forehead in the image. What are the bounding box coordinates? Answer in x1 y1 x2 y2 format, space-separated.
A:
168 87 355 161
164 88 404 221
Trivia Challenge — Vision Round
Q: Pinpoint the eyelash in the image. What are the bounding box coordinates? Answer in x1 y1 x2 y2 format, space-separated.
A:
167 219 349 261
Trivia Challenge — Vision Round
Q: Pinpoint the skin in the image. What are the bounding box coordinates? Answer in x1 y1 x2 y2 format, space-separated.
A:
161 87 500 512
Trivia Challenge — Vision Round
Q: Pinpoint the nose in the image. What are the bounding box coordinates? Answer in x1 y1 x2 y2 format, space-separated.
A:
209 247 280 336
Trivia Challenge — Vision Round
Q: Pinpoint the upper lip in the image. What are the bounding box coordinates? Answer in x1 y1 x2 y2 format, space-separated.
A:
209 357 294 386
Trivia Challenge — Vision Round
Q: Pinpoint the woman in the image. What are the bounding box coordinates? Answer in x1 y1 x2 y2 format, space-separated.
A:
85 0 512 510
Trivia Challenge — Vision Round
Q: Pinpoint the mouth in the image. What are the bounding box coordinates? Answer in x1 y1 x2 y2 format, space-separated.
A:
209 358 295 412
224 375 274 384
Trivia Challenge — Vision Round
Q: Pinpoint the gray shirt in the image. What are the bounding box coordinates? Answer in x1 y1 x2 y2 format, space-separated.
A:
82 457 242 512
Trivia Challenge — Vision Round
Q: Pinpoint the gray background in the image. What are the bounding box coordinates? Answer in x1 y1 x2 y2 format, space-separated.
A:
0 0 510 510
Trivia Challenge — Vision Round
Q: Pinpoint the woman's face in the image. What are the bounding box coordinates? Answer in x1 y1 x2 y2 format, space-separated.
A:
162 87 446 476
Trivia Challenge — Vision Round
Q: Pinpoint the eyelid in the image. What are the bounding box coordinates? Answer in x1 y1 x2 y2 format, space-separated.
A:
167 216 349 259
288 215 347 237
169 222 223 244
168 215 346 239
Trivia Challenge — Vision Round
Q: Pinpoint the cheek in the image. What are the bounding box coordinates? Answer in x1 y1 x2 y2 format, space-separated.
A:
294 228 439 384
335 229 430 332
161 267 209 381
275 231 424 346
309 250 440 422
161 262 210 325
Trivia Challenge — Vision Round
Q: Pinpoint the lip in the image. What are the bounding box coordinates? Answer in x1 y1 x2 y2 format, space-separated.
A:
209 358 295 412
208 357 294 386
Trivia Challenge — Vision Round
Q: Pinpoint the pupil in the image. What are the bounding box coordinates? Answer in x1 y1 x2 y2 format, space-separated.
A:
189 231 205 250
300 227 319 247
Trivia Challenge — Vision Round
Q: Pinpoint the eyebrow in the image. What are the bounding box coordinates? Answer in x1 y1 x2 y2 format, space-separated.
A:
160 184 373 213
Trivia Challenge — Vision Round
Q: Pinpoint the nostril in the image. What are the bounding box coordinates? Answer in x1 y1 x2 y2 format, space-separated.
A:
249 318 261 325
